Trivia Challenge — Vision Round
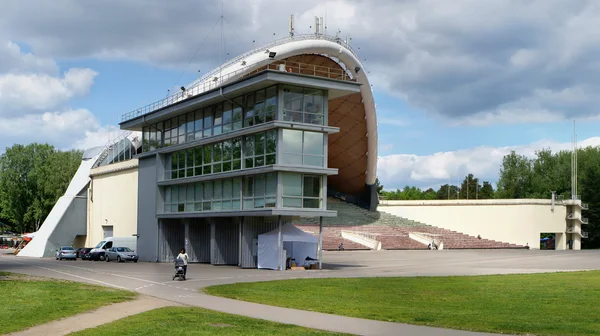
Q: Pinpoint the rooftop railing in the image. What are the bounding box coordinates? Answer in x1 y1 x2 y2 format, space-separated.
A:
121 59 354 122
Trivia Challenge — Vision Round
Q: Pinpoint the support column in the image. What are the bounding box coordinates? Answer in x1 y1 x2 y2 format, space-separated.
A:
277 215 282 271
238 217 243 267
319 216 323 270
184 219 190 254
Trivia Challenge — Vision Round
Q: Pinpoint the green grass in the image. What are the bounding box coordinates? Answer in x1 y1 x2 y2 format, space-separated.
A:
70 307 346 336
204 271 600 336
0 272 136 334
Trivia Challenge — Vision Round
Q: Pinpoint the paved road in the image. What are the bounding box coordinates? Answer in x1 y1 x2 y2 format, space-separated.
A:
2 249 600 335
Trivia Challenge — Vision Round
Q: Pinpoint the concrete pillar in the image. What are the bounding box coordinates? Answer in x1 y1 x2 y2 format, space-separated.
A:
183 219 190 254
277 215 282 271
319 216 323 270
573 235 582 250
555 232 566 250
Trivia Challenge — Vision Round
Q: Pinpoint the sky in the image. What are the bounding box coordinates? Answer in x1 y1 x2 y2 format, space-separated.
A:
1 0 600 191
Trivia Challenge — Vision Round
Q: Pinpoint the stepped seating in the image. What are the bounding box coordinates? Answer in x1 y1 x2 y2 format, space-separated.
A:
294 197 526 250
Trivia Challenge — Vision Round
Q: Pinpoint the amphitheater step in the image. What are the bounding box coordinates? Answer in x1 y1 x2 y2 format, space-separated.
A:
294 197 526 250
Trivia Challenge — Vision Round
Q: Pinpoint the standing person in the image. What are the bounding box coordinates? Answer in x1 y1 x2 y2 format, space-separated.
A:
177 248 189 277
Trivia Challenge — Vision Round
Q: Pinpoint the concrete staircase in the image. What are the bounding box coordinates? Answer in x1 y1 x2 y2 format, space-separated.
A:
295 197 526 250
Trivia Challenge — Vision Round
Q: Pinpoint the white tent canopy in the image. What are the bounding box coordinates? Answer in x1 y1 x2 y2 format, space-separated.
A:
257 223 319 270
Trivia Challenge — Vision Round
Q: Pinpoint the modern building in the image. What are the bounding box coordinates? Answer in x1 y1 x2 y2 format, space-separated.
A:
117 28 378 267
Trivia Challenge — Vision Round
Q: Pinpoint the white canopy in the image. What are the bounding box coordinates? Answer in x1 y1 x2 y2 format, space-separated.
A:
257 223 318 270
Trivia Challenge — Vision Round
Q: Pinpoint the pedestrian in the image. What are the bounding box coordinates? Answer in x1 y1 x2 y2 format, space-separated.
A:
177 248 189 277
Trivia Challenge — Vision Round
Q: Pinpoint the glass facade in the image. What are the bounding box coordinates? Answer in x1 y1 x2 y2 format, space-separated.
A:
163 176 242 213
142 85 278 152
164 130 276 180
281 129 325 167
281 172 323 209
282 85 325 125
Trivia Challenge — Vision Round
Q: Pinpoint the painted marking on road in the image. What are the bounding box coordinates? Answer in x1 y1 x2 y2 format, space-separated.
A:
34 266 128 290
161 276 236 284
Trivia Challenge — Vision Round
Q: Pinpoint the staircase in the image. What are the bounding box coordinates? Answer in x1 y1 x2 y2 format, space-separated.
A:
295 198 526 250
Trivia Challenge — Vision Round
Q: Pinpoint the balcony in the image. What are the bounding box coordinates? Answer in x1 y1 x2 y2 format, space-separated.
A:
582 230 589 239
566 226 588 238
567 213 587 223
582 203 589 210
582 217 589 224
121 60 355 123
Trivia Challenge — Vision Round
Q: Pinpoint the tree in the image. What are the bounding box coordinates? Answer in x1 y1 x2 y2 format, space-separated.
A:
0 143 82 233
496 151 533 199
460 174 480 199
375 178 384 194
436 184 459 199
478 181 495 199
580 151 600 249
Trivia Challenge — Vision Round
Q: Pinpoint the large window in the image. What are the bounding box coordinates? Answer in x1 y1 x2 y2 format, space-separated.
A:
282 86 325 125
243 130 276 169
243 173 277 209
142 85 277 152
163 177 241 213
281 173 323 209
165 138 242 180
281 129 325 167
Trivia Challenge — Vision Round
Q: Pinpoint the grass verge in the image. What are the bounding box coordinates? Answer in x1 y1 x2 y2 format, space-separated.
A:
204 271 600 336
0 272 136 334
70 306 346 336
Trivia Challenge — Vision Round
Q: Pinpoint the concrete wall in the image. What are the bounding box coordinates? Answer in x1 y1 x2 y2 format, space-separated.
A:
137 156 159 261
86 159 139 248
378 199 567 249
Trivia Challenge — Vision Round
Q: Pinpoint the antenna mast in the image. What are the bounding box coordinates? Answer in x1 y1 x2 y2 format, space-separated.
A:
289 14 295 37
571 120 578 200
219 0 224 80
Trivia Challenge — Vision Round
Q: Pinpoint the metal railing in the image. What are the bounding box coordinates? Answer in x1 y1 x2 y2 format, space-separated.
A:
582 217 589 224
582 230 589 238
92 131 134 168
121 59 354 123
185 33 361 90
582 203 589 210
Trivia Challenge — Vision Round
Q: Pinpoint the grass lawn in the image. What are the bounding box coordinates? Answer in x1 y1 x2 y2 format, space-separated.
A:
204 271 600 336
70 306 347 336
0 272 136 334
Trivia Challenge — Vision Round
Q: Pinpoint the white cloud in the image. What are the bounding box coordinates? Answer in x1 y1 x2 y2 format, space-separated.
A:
377 136 600 190
0 40 58 74
0 68 98 114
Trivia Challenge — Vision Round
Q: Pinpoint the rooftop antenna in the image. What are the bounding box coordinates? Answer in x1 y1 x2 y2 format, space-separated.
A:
571 120 578 200
289 14 295 37
219 0 224 81
314 16 319 36
320 17 324 36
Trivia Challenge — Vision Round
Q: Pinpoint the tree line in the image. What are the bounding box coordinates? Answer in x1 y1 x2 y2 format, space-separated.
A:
0 143 82 234
378 147 600 249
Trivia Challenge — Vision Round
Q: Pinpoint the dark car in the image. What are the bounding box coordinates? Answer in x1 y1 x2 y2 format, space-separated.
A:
78 247 93 260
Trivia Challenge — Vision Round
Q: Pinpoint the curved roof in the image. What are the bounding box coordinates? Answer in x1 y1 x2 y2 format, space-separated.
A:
187 36 378 188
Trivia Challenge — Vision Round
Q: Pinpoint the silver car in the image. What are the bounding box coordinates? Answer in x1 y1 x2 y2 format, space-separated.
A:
55 246 77 260
105 247 138 263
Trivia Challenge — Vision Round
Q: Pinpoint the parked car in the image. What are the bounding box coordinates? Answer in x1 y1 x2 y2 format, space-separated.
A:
105 247 138 263
78 247 93 260
55 246 77 260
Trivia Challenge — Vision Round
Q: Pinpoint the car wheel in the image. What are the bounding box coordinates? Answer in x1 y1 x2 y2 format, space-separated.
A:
117 256 122 262
133 260 138 263
105 256 110 262
99 254 105 261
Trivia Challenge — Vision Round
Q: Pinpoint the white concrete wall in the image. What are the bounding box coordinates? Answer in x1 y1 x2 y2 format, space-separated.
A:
378 199 568 249
86 159 139 247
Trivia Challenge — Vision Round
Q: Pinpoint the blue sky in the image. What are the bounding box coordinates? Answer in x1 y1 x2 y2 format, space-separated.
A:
2 0 600 191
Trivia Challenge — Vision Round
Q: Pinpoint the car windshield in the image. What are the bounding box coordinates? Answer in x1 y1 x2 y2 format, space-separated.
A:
94 241 105 248
62 247 74 250
116 247 132 252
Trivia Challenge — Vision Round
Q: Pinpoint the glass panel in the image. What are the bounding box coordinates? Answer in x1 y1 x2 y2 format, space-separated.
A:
266 154 276 165
303 199 320 208
223 179 232 199
178 115 186 143
232 177 241 199
195 183 202 201
213 143 222 162
213 103 223 135
178 169 185 179
283 197 302 208
243 176 254 197
255 175 265 197
243 199 254 209
232 138 242 159
303 155 324 167
165 187 171 204
194 202 202 211
244 135 254 157
213 201 222 211
222 200 232 210
203 107 212 137
203 202 212 211
178 151 185 169
255 132 265 155
303 175 321 198
178 186 185 204
266 130 276 154
223 161 231 172
171 204 178 212
213 180 222 200
223 102 233 124
282 129 303 153
305 88 324 115
265 86 277 122
255 156 264 167
232 200 241 210
283 86 304 111
233 159 241 170
222 140 232 160
254 198 265 208
186 184 194 202
186 112 195 142
245 94 255 127
282 173 302 197
265 197 276 208
171 153 178 171
266 173 276 196
195 110 203 131
203 146 212 165
303 132 324 155
203 181 213 200
282 153 302 165
178 203 184 212
232 97 243 130
142 127 149 152
194 148 203 166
